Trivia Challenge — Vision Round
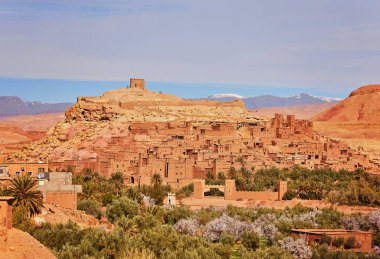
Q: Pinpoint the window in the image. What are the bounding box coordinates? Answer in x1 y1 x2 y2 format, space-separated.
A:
21 167 25 172
15 171 20 175
38 168 45 173
28 172 33 176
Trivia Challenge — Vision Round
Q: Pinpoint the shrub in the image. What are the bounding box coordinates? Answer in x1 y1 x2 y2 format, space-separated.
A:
204 188 224 197
106 197 139 223
283 190 297 200
203 214 249 242
278 237 312 259
332 237 344 248
240 246 293 259
219 231 235 246
173 218 200 236
175 183 194 199
241 231 260 251
344 236 356 249
33 221 85 251
77 199 103 219
164 206 193 225
319 234 332 245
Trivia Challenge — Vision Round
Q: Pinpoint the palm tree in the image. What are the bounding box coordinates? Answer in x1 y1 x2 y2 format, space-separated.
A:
80 182 101 201
9 174 43 218
150 173 162 186
110 172 125 196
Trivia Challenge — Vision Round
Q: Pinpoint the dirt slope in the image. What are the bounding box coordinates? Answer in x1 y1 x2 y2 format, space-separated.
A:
0 228 56 259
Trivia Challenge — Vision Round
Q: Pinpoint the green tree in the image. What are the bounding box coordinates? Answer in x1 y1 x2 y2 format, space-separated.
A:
109 172 126 196
151 173 162 186
9 174 43 217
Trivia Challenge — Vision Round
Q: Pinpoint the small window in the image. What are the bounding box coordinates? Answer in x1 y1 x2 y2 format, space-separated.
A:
21 167 25 172
28 172 33 176
16 171 20 175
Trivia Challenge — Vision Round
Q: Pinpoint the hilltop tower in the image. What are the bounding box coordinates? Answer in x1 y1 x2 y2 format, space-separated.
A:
130 78 145 90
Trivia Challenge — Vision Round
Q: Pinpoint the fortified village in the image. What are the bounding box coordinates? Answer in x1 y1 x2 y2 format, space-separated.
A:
1 79 379 191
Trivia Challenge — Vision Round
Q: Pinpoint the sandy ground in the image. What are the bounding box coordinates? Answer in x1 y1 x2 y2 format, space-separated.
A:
314 121 380 156
34 203 112 230
0 113 65 131
0 228 56 259
180 197 380 214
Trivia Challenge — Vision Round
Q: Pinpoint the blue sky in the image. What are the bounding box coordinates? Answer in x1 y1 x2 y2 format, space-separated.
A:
1 1 380 102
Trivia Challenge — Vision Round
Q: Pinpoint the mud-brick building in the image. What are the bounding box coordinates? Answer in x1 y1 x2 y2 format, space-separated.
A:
292 229 373 253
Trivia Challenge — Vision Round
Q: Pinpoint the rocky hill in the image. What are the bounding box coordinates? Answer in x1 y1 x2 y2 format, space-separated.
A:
314 85 380 123
0 96 72 117
66 87 257 122
10 86 260 161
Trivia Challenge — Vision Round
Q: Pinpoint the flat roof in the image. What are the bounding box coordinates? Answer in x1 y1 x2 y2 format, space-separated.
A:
291 229 371 235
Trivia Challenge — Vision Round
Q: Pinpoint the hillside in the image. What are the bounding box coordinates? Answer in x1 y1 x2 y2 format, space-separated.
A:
0 96 72 117
0 113 65 131
314 85 380 123
9 86 260 161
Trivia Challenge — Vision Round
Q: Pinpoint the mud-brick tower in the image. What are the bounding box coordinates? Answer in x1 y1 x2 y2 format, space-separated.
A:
130 78 145 90
277 181 287 200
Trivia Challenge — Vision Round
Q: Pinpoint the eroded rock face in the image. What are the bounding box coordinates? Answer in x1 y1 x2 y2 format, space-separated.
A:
349 84 380 97
314 85 380 123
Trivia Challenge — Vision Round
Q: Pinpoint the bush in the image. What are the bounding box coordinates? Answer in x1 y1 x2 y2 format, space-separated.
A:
241 231 260 251
319 234 332 245
175 183 194 199
173 218 200 236
283 190 297 200
332 237 344 248
204 188 224 197
77 199 103 219
344 236 356 249
278 237 312 259
219 231 235 246
106 197 139 223
164 206 193 225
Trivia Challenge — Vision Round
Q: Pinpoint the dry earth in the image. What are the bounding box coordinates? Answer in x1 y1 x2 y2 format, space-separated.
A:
180 197 380 214
0 113 65 131
0 228 56 259
314 121 380 157
34 203 112 230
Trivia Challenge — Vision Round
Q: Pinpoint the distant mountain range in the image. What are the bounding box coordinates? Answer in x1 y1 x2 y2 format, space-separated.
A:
0 93 342 118
204 93 342 109
0 96 73 117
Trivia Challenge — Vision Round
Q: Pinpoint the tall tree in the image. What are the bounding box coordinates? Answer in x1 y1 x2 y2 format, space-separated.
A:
9 174 43 217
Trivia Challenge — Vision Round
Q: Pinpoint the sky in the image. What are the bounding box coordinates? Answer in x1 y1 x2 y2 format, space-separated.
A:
1 1 380 102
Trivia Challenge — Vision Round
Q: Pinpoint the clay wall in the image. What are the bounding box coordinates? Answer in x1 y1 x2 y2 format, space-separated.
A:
0 199 13 229
45 192 78 210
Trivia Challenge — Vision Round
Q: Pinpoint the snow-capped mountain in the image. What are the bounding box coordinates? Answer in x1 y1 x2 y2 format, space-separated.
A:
200 93 341 109
0 96 73 117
